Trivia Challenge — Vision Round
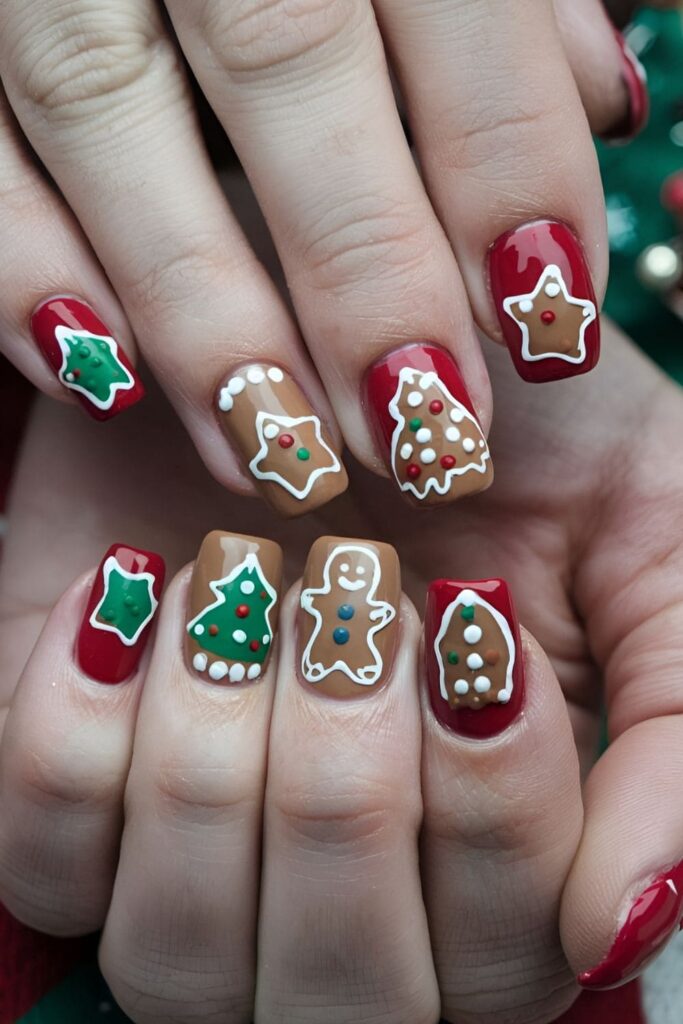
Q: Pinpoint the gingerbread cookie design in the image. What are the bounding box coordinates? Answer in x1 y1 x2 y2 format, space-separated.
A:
502 264 596 365
299 537 400 698
434 588 515 709
216 363 348 517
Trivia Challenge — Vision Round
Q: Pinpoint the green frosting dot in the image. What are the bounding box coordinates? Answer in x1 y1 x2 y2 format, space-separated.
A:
101 608 116 622
91 357 102 368
124 596 134 607
447 651 459 665
78 346 90 359
297 447 311 461
409 417 422 432
460 605 475 621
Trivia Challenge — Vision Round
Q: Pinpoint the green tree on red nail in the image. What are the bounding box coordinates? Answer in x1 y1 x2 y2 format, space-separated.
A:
56 329 134 409
90 557 158 645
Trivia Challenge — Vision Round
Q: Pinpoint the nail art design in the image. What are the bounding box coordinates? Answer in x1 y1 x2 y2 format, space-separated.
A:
78 544 165 684
185 530 283 683
299 536 400 698
425 579 524 738
601 28 649 145
365 344 492 506
31 297 144 420
489 220 600 383
578 860 683 990
216 363 347 517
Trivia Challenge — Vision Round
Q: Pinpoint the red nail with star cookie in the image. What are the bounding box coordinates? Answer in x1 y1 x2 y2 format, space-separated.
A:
424 578 524 739
489 219 600 383
364 343 493 507
77 544 165 684
31 297 145 420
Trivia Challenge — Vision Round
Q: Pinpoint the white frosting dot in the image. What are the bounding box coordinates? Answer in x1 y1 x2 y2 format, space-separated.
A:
247 664 261 680
450 408 465 424
263 423 279 439
227 376 245 396
415 427 432 443
419 374 432 390
267 366 284 382
357 566 366 575
400 442 413 460
193 624 205 636
544 282 561 298
240 580 255 595
498 689 511 703
420 448 436 464
229 663 246 682
232 629 247 644
467 653 484 670
247 367 265 384
209 661 228 681
479 439 486 448
65 372 75 382
193 653 207 672
519 299 534 313
459 589 477 605
474 675 491 693
446 426 461 443
218 389 233 412
463 625 482 644
454 679 469 695
407 391 423 407
462 438 476 454
262 634 271 645
340 562 350 572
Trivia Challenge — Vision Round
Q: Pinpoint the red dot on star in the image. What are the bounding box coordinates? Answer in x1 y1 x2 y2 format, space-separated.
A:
540 310 556 324
429 399 443 415
406 463 421 480
249 640 260 652
236 604 250 618
278 433 294 448
208 624 219 636
440 454 456 469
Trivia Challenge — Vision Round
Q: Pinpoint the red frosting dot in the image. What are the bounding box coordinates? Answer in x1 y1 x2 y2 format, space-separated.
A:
540 310 556 324
429 399 444 415
72 369 81 379
208 624 219 636
440 454 456 469
236 604 250 618
278 433 294 448
406 463 421 480
249 640 260 652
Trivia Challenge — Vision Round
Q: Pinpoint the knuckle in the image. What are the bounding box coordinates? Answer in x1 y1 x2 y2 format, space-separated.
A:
14 743 120 813
147 755 259 826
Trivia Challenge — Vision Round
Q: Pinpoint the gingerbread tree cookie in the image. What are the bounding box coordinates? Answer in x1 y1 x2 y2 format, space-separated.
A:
502 264 596 364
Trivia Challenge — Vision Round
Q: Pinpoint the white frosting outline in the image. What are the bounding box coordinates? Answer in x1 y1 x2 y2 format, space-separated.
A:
300 544 396 686
55 326 134 410
434 588 515 705
89 555 158 646
501 264 596 365
250 411 341 499
388 368 490 500
186 552 277 673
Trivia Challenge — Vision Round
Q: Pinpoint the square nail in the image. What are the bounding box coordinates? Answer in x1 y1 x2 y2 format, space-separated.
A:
77 544 165 683
489 219 600 382
215 363 348 517
31 297 144 420
185 530 283 683
424 578 524 738
364 343 493 506
298 536 400 698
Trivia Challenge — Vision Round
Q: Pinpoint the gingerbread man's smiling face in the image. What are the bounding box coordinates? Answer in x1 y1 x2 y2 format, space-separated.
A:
330 549 377 594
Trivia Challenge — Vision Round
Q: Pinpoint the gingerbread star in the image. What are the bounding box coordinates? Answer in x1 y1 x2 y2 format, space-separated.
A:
502 264 596 364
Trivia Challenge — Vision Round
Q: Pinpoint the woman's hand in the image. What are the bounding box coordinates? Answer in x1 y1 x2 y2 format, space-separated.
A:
0 0 647 518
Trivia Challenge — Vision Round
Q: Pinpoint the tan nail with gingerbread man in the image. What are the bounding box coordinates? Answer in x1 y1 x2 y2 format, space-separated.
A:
298 536 401 699
216 363 348 518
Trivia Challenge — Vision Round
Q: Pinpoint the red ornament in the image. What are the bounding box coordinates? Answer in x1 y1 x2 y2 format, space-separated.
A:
260 590 267 600
440 454 456 469
235 604 250 618
249 640 260 652
72 368 81 378
278 434 294 448
540 310 556 324
208 624 219 636
429 399 444 415
406 463 421 480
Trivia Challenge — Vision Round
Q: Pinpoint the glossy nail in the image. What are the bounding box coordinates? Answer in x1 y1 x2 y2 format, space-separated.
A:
216 363 347 518
578 861 683 990
489 219 600 383
424 578 524 739
600 29 649 145
185 530 283 683
299 536 400 698
365 343 493 506
78 544 165 684
31 297 144 420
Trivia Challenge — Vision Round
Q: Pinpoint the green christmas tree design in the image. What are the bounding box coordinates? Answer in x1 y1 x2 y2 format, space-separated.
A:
91 557 158 645
187 556 276 666
56 329 133 409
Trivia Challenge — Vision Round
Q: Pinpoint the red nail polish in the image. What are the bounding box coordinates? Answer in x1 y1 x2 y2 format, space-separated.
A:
31 297 144 420
600 29 649 145
77 544 165 684
364 343 493 506
424 578 524 738
489 220 600 383
578 861 683 990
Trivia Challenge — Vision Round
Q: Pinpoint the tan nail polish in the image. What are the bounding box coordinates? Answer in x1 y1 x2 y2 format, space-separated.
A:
185 530 283 683
298 536 400 698
216 363 348 517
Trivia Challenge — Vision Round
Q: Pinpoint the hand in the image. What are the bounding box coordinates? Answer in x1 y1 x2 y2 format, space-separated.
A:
0 0 648 519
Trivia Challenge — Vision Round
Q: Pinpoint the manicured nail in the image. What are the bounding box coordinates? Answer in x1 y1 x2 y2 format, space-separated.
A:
600 29 649 145
578 860 683 989
424 578 524 738
299 536 400 698
31 297 144 420
364 343 493 506
77 544 165 684
215 363 348 518
185 530 283 683
489 220 600 383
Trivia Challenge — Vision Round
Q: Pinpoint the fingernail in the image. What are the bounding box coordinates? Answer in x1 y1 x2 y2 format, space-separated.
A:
578 860 683 989
299 536 400 698
600 28 649 145
31 297 144 420
424 578 524 738
215 363 348 518
185 530 283 683
364 343 493 506
489 220 600 383
77 544 165 683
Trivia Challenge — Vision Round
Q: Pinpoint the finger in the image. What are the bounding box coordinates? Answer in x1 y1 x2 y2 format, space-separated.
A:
0 0 347 516
0 89 143 418
165 0 495 509
422 578 583 1022
0 543 164 935
100 531 282 1024
256 537 440 1023
374 0 605 384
